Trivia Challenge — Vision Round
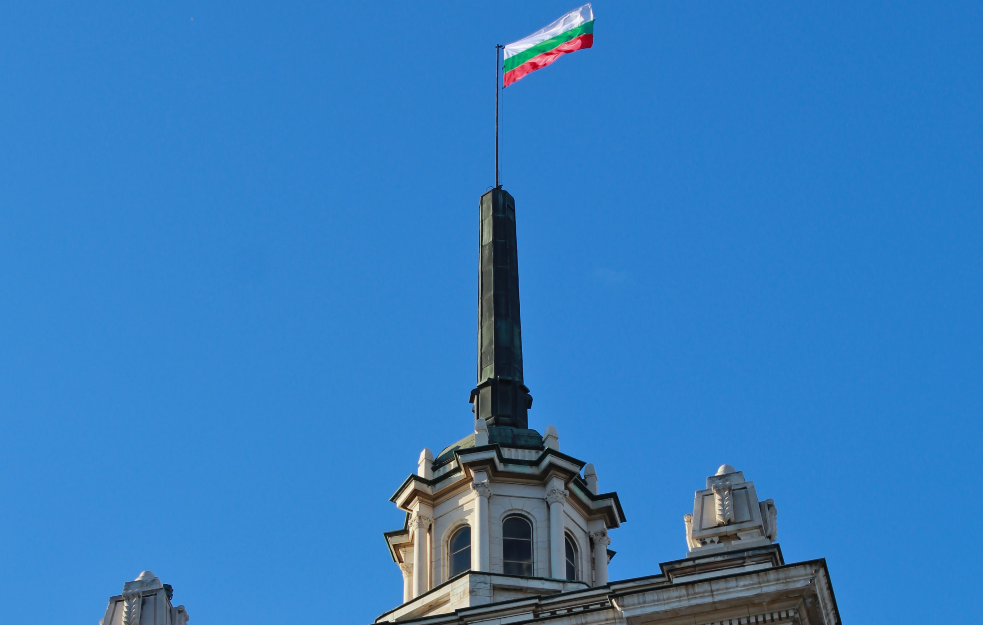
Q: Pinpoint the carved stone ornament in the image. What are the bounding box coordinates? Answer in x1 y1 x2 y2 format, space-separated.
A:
408 515 433 533
398 563 414 579
686 465 777 555
170 606 189 625
712 481 735 526
471 481 492 499
121 591 142 625
545 487 567 506
760 499 778 542
683 514 698 550
119 571 162 625
590 530 611 547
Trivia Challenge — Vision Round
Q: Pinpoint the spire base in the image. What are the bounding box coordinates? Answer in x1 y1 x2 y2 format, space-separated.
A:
470 377 532 429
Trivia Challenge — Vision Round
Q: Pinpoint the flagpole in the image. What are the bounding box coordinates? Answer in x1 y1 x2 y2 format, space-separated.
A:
496 44 503 188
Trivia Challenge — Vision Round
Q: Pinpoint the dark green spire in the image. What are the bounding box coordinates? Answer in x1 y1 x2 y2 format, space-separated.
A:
470 188 532 428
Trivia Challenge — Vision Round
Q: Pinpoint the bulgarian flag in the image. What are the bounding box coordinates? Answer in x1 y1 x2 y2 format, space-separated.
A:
503 4 594 88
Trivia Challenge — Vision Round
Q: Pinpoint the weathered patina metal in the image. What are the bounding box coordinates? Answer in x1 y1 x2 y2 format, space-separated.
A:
470 187 533 428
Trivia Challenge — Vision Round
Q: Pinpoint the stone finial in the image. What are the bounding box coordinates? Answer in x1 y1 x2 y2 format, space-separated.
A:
418 448 433 479
543 424 559 450
584 463 598 495
474 418 489 446
124 571 162 591
684 465 778 557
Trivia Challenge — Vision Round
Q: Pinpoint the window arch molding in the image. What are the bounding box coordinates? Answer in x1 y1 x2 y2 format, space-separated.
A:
444 522 472 580
501 513 535 577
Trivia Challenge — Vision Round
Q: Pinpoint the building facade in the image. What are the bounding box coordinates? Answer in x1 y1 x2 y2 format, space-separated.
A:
97 188 841 625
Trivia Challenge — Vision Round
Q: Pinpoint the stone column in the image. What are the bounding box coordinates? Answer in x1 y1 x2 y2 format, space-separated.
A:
398 563 413 603
409 514 432 598
590 529 611 586
471 478 491 572
546 485 567 579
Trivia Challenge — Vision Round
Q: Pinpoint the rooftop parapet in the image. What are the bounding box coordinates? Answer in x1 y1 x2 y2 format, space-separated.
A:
683 464 778 557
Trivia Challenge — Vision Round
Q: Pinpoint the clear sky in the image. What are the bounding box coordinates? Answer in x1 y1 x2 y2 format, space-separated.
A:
1 2 979 623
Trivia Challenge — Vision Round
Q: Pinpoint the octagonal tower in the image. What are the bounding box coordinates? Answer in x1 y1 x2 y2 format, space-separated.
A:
379 189 625 621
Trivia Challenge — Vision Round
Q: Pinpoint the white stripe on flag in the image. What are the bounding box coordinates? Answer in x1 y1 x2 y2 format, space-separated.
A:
503 3 593 61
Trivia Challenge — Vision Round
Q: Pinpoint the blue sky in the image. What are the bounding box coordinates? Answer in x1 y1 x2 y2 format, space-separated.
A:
1 2 980 623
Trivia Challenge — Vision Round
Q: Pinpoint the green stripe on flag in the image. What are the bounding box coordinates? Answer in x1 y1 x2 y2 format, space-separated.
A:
504 21 594 73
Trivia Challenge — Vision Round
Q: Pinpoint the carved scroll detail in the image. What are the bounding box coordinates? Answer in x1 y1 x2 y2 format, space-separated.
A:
121 592 142 625
760 499 778 542
712 482 734 526
170 606 189 625
683 514 698 550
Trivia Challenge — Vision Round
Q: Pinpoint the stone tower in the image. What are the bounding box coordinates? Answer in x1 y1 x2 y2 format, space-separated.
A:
381 188 625 618
375 189 843 625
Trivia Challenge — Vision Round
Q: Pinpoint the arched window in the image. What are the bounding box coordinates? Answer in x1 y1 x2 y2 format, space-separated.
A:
564 534 579 581
502 515 533 576
449 526 471 578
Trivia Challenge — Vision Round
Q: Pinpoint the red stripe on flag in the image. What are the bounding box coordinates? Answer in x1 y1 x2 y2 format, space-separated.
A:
503 34 593 87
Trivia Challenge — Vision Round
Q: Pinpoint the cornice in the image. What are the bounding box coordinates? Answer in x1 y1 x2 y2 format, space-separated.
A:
609 558 840 624
389 466 465 503
372 558 839 625
374 571 595 624
656 544 785 581
383 512 411 563
388 443 625 527
566 475 627 525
